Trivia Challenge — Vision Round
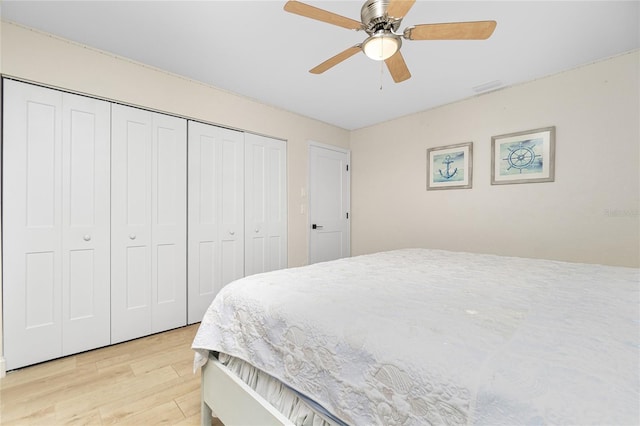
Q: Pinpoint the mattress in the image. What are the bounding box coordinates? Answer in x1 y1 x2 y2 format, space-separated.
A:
193 248 640 425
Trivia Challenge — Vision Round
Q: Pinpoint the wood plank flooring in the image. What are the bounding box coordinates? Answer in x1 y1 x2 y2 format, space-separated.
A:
0 324 222 425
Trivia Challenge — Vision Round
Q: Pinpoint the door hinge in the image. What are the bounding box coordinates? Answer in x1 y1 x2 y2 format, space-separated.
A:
346 212 349 219
346 164 349 171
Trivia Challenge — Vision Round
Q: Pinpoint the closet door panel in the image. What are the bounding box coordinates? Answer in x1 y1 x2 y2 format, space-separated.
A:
246 142 267 273
265 148 280 270
196 131 219 303
61 92 111 355
151 114 186 333
188 121 243 324
2 80 63 369
244 134 287 276
111 104 152 343
188 122 220 324
220 136 245 281
266 144 287 270
198 128 218 305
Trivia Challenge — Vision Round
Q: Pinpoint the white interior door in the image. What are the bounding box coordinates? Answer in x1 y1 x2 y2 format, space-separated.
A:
111 105 187 343
2 81 64 369
308 143 350 264
150 113 187 333
61 91 111 355
111 104 153 343
188 121 244 324
2 80 111 369
244 134 287 276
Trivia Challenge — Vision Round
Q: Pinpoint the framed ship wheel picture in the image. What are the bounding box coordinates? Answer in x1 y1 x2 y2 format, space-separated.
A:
491 126 555 185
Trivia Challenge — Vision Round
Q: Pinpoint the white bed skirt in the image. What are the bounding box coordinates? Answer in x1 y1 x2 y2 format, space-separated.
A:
208 353 341 426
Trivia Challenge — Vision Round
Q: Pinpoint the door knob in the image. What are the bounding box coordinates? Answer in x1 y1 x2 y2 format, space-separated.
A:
229 230 235 235
312 224 323 230
129 234 136 240
83 235 91 242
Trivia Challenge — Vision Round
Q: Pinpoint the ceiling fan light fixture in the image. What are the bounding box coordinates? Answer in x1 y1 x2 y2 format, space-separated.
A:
362 31 401 61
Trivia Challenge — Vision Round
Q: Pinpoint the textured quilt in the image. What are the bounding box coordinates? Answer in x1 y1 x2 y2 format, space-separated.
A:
193 249 639 425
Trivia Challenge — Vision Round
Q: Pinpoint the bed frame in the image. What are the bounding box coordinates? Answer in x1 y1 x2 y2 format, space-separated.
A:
200 356 294 426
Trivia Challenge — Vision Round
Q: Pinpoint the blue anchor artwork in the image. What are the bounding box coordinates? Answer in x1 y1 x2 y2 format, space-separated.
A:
429 145 470 189
438 155 458 180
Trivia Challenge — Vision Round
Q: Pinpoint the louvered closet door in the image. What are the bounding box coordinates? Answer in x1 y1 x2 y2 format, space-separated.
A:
2 80 110 369
244 134 287 276
187 121 244 324
111 105 187 343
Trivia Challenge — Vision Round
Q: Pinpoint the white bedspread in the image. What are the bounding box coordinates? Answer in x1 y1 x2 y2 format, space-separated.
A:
192 249 640 425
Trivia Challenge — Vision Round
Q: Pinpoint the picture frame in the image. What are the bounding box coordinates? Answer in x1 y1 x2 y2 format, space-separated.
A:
426 142 473 190
491 126 555 185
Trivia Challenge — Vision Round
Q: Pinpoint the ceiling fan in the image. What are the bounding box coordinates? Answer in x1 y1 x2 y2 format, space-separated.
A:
284 0 497 83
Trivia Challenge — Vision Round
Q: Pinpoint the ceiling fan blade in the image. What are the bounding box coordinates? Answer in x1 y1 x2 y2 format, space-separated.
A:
385 51 411 83
310 45 362 74
386 0 416 19
405 21 497 40
284 0 362 30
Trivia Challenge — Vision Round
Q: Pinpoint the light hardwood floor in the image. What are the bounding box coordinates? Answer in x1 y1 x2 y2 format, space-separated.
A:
0 324 222 425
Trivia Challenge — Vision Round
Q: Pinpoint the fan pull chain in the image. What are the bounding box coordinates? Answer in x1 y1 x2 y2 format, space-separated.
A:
379 60 384 91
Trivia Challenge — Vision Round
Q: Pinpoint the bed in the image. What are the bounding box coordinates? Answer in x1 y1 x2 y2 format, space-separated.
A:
192 248 639 425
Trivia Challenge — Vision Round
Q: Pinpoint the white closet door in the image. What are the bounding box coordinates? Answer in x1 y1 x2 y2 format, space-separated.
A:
2 81 64 369
61 92 111 355
244 134 287 276
150 113 187 333
188 121 244 324
2 80 110 369
111 104 153 343
111 105 186 343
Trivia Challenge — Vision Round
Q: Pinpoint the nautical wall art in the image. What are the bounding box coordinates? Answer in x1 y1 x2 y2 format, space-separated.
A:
426 142 473 190
491 126 555 185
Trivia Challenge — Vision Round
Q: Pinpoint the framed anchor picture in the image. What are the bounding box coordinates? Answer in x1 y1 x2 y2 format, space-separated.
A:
426 142 473 190
491 126 555 185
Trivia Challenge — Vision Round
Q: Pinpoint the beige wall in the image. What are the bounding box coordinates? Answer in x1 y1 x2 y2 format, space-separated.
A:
0 21 351 268
351 50 640 267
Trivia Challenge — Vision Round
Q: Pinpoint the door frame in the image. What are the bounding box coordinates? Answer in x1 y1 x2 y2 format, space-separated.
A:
307 140 351 263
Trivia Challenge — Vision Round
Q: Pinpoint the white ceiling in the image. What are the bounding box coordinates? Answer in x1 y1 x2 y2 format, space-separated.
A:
1 1 638 130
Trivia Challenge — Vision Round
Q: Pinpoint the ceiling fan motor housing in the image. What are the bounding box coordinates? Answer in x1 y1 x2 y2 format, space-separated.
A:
361 0 402 35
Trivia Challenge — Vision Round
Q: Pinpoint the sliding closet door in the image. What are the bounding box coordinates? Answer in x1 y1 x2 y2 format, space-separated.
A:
2 80 110 369
244 134 287 276
188 121 244 324
111 104 186 343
